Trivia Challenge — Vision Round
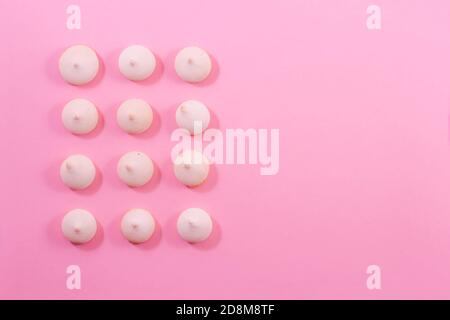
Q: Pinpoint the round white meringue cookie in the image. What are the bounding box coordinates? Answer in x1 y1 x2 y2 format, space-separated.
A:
59 44 99 85
173 150 209 187
174 46 212 83
119 45 156 81
61 209 97 244
116 98 153 134
62 98 99 134
60 154 96 190
176 100 210 135
121 208 155 243
177 208 213 243
117 151 154 187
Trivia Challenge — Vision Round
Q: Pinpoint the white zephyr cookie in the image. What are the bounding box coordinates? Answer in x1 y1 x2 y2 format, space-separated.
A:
177 208 213 243
121 208 156 243
173 150 210 187
60 154 96 190
175 100 210 135
117 151 154 187
116 98 153 134
62 98 99 134
59 44 99 85
174 46 212 83
61 209 97 244
119 45 156 81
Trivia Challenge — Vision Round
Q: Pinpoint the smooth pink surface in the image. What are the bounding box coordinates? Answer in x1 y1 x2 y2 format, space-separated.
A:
1 0 450 299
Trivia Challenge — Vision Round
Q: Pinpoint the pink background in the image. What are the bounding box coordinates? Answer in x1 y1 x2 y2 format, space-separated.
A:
1 0 450 299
